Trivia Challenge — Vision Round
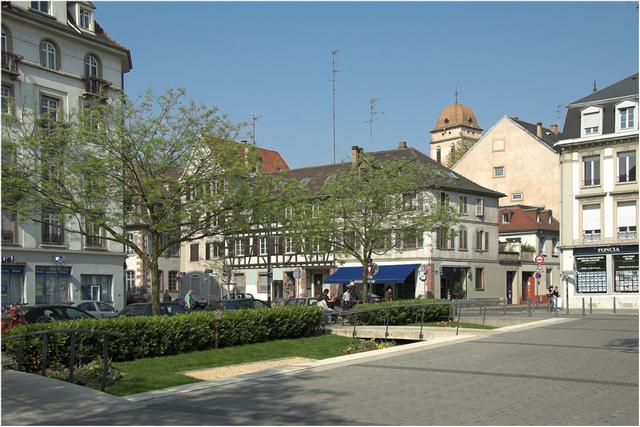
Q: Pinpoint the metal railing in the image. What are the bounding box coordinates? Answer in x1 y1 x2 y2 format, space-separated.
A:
3 328 124 391
326 299 504 340
1 51 22 74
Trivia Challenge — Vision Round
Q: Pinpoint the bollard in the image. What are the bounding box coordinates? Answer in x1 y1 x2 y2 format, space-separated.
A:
527 298 532 317
589 298 592 314
582 298 585 317
554 302 558 317
503 300 507 315
613 297 616 313
482 303 487 327
456 305 463 336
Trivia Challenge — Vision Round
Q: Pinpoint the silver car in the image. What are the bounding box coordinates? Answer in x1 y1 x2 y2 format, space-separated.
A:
73 301 119 318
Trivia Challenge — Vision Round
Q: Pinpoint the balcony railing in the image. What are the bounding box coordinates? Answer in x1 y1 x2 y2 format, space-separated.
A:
583 231 601 242
84 76 111 97
616 174 637 184
1 52 22 75
618 231 637 240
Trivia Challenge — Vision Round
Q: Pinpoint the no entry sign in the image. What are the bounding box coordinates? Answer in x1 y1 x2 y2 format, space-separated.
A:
534 254 545 265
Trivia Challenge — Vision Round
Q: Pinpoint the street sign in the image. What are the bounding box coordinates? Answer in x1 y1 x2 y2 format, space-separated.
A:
53 255 64 264
2 256 15 264
534 272 542 279
534 254 545 265
367 263 378 279
536 265 544 271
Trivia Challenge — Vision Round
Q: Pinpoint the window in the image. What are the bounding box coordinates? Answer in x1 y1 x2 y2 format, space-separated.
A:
40 40 56 70
582 204 601 241
234 238 244 256
436 148 442 163
475 230 488 251
475 268 484 291
439 192 450 209
31 1 50 14
1 85 12 114
401 228 423 250
459 229 468 250
619 106 636 130
259 236 268 255
40 95 59 122
85 220 104 247
258 274 268 293
403 193 418 211
511 193 523 201
475 198 484 216
552 238 559 256
189 243 199 261
583 155 600 186
539 237 546 256
85 55 98 77
80 8 92 30
125 234 134 254
614 254 639 293
168 271 178 291
617 201 637 240
2 211 17 243
284 207 293 219
284 236 294 254
493 166 504 177
436 227 452 250
125 271 135 290
617 151 636 183
581 107 602 137
81 274 112 302
205 242 223 260
35 266 70 304
42 211 64 244
458 196 468 214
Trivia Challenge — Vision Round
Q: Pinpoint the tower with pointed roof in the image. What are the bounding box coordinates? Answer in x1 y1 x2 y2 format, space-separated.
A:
430 94 483 166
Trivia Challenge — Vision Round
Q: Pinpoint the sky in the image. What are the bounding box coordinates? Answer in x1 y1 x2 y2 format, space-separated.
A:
96 1 639 169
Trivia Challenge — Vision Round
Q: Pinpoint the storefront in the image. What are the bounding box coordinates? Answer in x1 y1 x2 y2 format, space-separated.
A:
325 264 418 299
574 245 638 294
1 264 25 305
35 266 72 305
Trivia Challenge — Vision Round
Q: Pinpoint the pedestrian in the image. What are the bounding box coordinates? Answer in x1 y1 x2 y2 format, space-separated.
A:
184 290 193 310
384 287 393 302
317 298 333 323
342 287 351 310
552 286 559 311
547 287 554 312
162 289 172 303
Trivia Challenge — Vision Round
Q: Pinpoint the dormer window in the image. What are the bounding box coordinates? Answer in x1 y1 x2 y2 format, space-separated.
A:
615 100 638 132
31 1 51 14
580 106 603 137
80 8 92 30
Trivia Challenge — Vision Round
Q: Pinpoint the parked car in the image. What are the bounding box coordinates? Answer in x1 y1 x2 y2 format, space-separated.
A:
284 297 319 307
73 301 118 318
222 293 255 300
16 305 94 324
119 303 186 317
209 299 270 311
367 293 382 303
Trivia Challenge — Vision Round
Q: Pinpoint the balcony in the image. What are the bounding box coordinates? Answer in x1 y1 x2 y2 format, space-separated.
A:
583 231 601 242
618 231 637 240
1 52 22 78
84 77 111 98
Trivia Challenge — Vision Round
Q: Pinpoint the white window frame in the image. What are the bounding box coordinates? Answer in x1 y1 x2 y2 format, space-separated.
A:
40 40 56 70
617 150 636 183
284 236 294 254
580 106 603 137
615 100 638 133
31 1 51 14
85 55 98 77
234 239 244 256
125 270 135 290
501 212 510 224
475 198 484 216
259 236 268 255
79 8 92 30
582 155 600 187
493 166 505 178
458 196 468 215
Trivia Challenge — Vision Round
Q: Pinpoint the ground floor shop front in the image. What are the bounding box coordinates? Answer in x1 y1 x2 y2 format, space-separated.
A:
1 249 126 310
561 244 639 310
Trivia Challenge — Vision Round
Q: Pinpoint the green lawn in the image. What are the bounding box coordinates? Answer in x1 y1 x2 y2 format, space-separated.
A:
106 334 359 396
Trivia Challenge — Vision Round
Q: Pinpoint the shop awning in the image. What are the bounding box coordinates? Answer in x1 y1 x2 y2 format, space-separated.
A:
325 264 419 284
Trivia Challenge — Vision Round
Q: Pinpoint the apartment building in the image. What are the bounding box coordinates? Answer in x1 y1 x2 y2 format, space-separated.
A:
1 1 132 309
555 73 638 310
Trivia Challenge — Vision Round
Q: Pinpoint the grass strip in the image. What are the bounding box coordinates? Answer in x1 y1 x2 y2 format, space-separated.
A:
107 334 359 396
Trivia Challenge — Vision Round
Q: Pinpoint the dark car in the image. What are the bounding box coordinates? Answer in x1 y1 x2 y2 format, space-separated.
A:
17 305 95 323
209 299 270 311
222 293 255 300
367 293 382 303
119 303 187 317
284 298 319 307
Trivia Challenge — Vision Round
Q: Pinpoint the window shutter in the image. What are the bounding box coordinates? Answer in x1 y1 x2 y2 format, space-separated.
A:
582 205 601 231
484 231 489 251
617 201 637 227
205 243 210 260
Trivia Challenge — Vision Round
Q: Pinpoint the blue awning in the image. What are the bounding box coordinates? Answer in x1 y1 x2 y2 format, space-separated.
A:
325 264 418 285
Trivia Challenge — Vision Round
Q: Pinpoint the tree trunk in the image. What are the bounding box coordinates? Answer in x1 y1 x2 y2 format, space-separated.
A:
360 263 369 304
150 233 161 316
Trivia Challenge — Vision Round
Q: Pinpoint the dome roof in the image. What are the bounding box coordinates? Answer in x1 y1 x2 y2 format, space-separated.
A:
432 102 481 131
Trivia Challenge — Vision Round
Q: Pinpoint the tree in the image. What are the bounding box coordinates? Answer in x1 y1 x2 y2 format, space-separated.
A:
445 137 477 168
2 89 263 314
291 153 460 299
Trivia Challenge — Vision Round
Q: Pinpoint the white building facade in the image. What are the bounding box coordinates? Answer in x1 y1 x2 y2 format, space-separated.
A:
1 1 132 309
556 73 639 310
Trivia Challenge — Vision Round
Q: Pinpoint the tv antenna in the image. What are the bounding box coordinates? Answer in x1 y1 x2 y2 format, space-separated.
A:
331 49 339 164
251 113 262 146
554 105 563 121
365 97 384 150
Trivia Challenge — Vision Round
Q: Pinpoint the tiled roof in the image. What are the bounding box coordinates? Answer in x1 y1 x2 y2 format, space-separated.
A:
432 102 482 132
283 145 504 198
499 205 559 233
570 73 639 105
510 118 563 149
258 148 289 173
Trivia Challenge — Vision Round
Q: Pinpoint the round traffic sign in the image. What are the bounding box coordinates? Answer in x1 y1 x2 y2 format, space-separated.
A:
534 254 545 265
534 272 542 279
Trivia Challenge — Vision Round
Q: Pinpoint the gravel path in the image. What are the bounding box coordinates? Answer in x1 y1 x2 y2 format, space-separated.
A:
181 357 316 381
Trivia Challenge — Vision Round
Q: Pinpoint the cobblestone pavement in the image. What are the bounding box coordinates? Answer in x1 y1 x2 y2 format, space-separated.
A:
73 314 637 426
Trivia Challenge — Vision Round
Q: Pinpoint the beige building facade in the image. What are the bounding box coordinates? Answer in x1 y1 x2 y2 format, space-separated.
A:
452 116 562 215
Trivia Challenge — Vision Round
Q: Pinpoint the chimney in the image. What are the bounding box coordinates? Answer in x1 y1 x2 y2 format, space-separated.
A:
351 145 362 166
550 124 558 135
536 122 543 139
398 141 408 149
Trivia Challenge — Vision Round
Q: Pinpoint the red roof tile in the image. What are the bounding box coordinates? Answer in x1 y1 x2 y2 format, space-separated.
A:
257 148 289 173
499 206 559 233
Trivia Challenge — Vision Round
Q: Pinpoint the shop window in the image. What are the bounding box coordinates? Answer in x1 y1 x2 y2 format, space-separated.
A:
80 274 112 302
576 256 607 293
1 265 24 304
35 266 71 304
614 254 639 292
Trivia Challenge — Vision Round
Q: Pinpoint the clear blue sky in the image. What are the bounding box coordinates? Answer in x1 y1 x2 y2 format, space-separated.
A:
97 1 639 169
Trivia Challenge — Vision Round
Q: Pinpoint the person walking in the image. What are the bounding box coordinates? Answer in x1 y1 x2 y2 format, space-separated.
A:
184 290 193 310
342 287 351 310
384 287 393 302
551 286 559 312
547 287 554 312
162 290 172 303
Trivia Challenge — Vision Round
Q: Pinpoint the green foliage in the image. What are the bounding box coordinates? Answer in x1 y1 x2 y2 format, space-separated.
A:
521 242 536 252
43 357 123 390
445 137 477 167
349 299 450 325
3 306 323 371
342 339 396 354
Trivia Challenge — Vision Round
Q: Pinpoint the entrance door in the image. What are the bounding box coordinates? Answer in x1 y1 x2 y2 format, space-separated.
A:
313 274 323 297
506 271 515 304
521 272 533 303
90 285 101 301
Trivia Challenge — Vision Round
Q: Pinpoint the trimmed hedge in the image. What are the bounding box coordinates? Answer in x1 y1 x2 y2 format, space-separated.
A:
3 306 323 372
349 298 450 325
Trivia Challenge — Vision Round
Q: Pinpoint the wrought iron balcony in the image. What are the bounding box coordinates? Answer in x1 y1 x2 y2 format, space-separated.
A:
618 231 637 240
1 52 22 76
84 76 111 98
583 231 601 242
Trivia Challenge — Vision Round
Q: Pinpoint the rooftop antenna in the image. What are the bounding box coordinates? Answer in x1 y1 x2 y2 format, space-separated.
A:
331 49 339 164
251 113 262 146
454 86 459 104
365 97 385 150
555 105 563 121
593 80 597 93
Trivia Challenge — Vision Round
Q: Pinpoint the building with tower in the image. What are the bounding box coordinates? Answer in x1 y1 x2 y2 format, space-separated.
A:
430 97 483 167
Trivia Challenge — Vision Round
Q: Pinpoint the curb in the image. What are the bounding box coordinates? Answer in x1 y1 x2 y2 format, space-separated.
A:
125 316 574 404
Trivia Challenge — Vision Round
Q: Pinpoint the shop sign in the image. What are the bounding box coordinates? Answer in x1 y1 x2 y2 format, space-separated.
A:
574 245 638 256
1 256 15 264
